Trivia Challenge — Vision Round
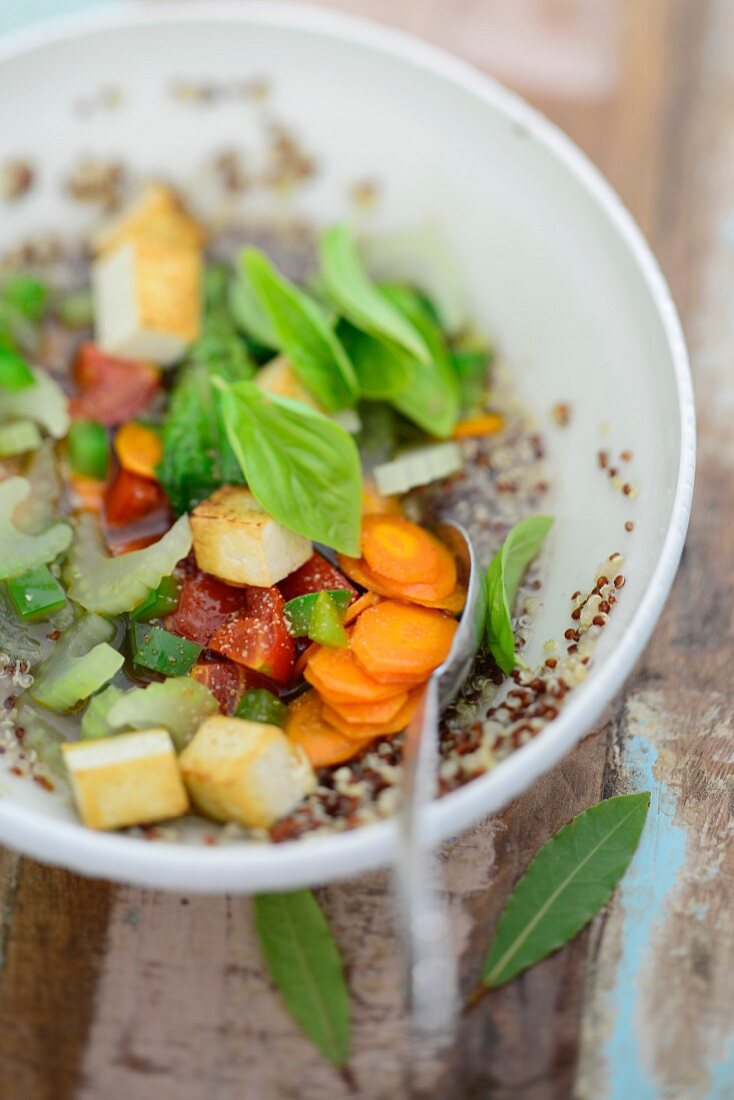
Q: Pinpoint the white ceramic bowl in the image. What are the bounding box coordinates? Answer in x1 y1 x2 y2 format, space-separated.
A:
0 1 694 892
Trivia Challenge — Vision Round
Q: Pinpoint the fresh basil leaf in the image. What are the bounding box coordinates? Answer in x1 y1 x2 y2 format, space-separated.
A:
319 224 430 364
244 248 358 412
254 889 350 1069
230 256 279 349
380 284 460 438
2 274 48 320
478 793 650 989
485 515 553 675
337 320 412 399
158 363 246 515
451 338 493 415
217 378 362 556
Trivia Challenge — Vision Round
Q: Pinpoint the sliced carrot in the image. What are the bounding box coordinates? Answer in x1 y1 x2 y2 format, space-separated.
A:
342 591 382 626
361 515 456 594
338 554 467 614
293 641 320 680
114 422 163 480
453 412 504 439
305 646 409 703
321 687 425 740
324 690 409 726
68 474 106 513
362 479 402 517
351 601 457 683
286 690 374 767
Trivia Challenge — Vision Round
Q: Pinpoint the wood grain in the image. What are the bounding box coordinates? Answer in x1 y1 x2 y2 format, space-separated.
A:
1 1 731 1097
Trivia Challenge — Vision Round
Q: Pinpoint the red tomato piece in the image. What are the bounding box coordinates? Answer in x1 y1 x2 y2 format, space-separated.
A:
209 587 296 685
70 343 160 426
189 659 253 714
105 469 167 527
278 552 357 602
164 568 250 647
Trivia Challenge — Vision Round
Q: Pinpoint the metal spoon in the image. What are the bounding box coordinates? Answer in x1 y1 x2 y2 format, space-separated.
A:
395 522 486 1041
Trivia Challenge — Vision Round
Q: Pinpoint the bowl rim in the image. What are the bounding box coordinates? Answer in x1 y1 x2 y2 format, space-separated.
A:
0 0 695 893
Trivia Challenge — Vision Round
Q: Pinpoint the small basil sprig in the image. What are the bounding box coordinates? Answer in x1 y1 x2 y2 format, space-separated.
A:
254 889 350 1069
468 793 650 1003
244 248 358 412
319 224 430 364
216 378 362 556
485 515 554 674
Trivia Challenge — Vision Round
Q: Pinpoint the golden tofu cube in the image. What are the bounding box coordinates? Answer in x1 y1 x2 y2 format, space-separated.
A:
191 486 312 587
256 355 361 433
93 183 206 256
62 728 189 831
179 715 316 829
93 236 202 365
256 354 322 410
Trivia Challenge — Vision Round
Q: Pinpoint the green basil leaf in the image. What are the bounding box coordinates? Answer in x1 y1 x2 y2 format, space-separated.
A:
2 274 48 320
254 889 350 1068
485 515 554 675
381 284 460 438
337 320 412 400
479 793 650 989
230 257 279 349
319 224 430 364
244 248 358 412
217 379 362 556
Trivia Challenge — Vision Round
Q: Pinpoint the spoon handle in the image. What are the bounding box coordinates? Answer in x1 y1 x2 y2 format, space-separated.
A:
397 677 459 1041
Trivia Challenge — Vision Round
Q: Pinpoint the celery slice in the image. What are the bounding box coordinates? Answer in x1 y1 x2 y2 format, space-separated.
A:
0 477 72 580
0 366 69 438
0 586 43 666
0 419 42 459
13 440 62 533
30 614 124 711
373 442 462 496
64 513 192 615
81 678 218 751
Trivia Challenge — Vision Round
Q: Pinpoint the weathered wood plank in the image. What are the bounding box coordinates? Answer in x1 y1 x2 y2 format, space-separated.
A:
0 861 114 1100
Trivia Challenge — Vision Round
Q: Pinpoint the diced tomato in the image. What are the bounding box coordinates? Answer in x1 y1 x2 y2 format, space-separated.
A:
189 658 253 714
164 568 250 647
105 469 168 527
209 587 295 685
109 532 164 556
278 552 357 602
70 343 160 426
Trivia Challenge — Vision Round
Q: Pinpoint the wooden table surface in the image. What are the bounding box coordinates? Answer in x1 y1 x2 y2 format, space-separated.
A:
1 1 731 1097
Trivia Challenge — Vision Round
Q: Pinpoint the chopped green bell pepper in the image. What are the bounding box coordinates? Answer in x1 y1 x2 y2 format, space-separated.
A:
235 688 288 728
7 564 66 622
131 623 202 677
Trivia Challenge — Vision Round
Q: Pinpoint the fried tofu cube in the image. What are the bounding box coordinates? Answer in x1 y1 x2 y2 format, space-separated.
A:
92 236 202 365
191 487 312 587
256 354 321 410
62 728 189 831
92 183 206 256
179 715 316 829
256 356 361 433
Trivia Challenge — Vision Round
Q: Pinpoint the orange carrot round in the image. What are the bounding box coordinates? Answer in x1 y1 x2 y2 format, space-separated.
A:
321 687 425 740
342 591 382 626
453 412 504 439
362 480 402 517
361 515 456 592
286 691 373 767
114 422 162 481
325 690 409 726
338 554 467 614
305 646 409 703
351 601 457 683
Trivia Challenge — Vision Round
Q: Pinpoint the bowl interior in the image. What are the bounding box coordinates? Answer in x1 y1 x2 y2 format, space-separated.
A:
0 4 692 891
